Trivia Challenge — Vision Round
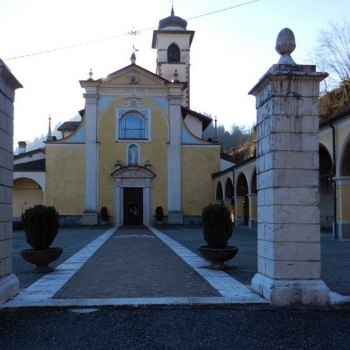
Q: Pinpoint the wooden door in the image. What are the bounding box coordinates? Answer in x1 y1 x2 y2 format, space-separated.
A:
123 187 143 225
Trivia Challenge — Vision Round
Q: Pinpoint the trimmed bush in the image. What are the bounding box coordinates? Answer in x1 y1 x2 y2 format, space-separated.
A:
202 203 232 248
155 206 164 221
101 206 109 222
21 205 60 250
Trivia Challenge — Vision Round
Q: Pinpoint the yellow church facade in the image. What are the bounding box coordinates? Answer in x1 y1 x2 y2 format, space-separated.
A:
13 9 350 235
14 10 220 226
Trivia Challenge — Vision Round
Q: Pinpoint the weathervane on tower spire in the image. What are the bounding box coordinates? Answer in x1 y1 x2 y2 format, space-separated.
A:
168 0 177 16
128 25 139 64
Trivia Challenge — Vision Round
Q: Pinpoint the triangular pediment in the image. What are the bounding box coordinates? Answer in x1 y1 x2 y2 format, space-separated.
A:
111 166 156 178
100 64 169 87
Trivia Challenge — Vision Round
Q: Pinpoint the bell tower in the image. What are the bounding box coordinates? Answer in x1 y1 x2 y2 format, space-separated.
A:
152 7 195 108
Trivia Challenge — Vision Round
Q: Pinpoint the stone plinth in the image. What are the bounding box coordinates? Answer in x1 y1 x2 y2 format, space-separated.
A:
168 211 184 225
249 29 330 305
82 212 98 225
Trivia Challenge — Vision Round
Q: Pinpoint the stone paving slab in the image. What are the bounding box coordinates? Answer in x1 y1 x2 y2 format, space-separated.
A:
149 226 264 303
53 226 221 299
4 225 268 308
4 224 350 309
160 225 350 297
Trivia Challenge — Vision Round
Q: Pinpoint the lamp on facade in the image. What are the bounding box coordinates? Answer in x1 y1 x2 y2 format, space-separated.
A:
115 160 122 169
145 160 151 169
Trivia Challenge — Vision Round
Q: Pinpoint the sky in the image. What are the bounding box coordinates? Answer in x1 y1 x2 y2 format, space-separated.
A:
0 0 348 149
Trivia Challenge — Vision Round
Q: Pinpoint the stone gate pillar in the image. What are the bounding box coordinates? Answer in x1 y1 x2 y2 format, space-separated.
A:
249 29 330 305
0 60 22 305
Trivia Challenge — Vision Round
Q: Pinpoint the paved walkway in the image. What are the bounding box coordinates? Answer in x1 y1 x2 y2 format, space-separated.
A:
3 225 350 309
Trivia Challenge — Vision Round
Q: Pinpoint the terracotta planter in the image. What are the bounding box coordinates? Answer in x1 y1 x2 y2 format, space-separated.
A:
197 245 239 269
20 247 63 273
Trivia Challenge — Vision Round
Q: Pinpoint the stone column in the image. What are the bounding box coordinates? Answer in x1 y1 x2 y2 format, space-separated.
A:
0 60 22 305
80 80 99 225
234 197 244 227
249 29 330 305
335 177 350 238
167 83 184 224
248 194 257 227
144 181 152 225
114 180 122 225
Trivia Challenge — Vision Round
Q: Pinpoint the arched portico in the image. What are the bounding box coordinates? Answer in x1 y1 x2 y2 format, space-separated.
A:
248 169 257 227
319 145 334 230
336 136 350 237
13 177 44 219
111 166 155 225
235 173 249 226
215 181 223 201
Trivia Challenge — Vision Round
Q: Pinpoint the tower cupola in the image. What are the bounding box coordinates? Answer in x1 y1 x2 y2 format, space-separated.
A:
158 6 188 30
152 8 195 108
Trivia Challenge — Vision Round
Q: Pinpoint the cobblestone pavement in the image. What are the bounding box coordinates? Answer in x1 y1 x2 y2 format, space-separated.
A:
12 227 107 290
11 225 350 300
53 226 220 299
4 226 350 349
159 226 350 296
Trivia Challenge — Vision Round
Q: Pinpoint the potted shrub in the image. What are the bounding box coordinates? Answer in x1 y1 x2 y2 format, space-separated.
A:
197 203 238 269
100 206 109 225
20 205 62 273
155 206 164 223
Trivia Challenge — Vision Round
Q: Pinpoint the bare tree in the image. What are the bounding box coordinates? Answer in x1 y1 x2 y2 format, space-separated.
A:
312 21 350 91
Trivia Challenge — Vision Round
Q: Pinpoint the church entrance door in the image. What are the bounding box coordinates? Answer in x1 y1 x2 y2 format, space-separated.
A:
123 187 143 225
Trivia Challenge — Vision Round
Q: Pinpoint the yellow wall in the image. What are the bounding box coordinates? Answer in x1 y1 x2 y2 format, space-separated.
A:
13 178 43 217
98 98 169 216
319 122 350 170
181 146 220 215
338 183 350 221
45 145 85 215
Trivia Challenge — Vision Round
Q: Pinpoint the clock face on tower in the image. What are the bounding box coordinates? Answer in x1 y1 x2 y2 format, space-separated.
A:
167 44 180 63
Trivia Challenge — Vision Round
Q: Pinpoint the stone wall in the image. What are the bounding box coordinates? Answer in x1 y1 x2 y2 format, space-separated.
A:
0 60 21 305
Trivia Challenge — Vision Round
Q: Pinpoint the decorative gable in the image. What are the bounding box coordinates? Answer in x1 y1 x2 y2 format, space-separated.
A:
100 65 169 87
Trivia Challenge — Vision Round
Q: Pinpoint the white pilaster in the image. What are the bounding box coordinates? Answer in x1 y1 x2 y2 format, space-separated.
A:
167 84 184 224
80 81 99 225
144 181 152 225
249 29 330 305
114 180 122 225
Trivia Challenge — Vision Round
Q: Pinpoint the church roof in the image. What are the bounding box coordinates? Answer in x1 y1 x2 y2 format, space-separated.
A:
14 159 45 172
80 63 170 86
14 148 44 160
181 106 212 132
57 121 80 132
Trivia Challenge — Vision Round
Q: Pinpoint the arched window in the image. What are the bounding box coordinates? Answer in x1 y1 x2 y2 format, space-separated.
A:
167 44 180 63
116 108 151 142
120 114 146 140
